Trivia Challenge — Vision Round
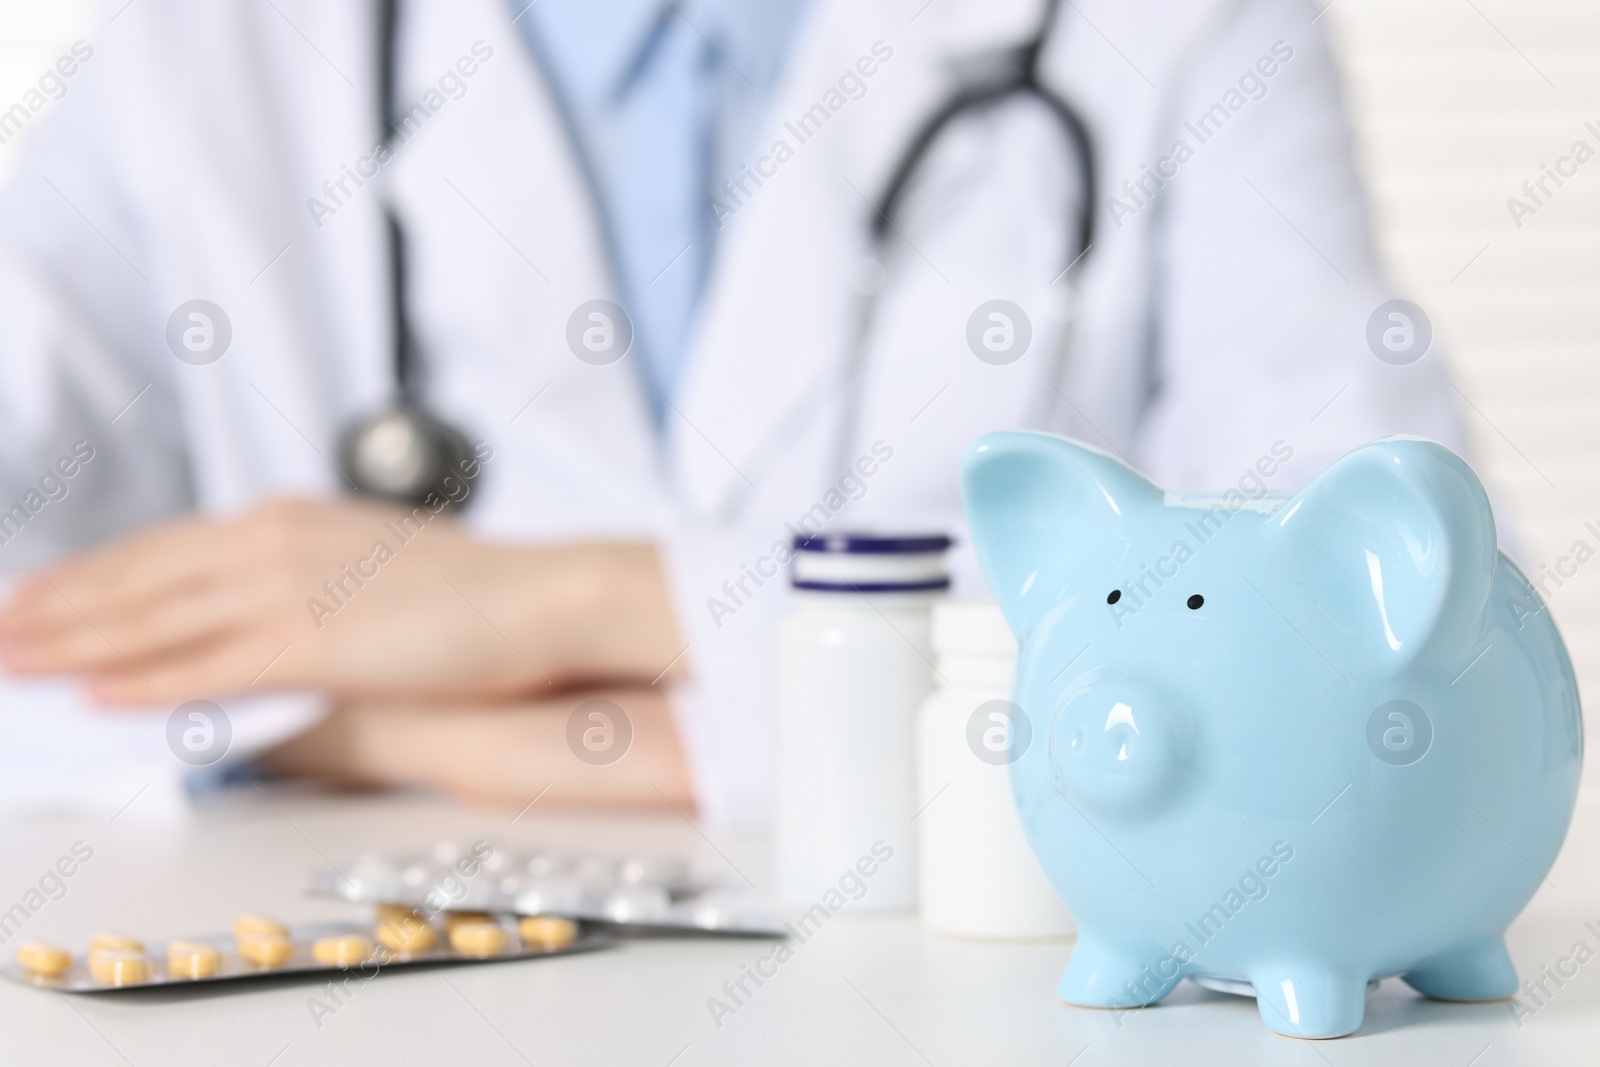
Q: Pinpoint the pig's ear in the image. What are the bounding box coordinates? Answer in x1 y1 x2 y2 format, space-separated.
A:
1272 437 1497 668
962 432 1163 639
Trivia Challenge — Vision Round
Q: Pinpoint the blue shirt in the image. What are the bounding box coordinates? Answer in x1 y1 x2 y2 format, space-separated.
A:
514 0 810 421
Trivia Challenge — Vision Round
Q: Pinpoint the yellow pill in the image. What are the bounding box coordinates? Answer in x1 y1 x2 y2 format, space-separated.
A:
311 935 373 968
232 914 287 939
15 942 72 978
88 933 144 956
449 920 507 958
165 941 221 980
376 903 423 926
517 915 577 951
89 951 150 986
442 911 491 932
237 934 294 968
375 913 436 955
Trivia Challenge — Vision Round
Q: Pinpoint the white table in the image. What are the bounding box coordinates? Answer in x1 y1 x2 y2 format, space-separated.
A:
2 784 1597 1066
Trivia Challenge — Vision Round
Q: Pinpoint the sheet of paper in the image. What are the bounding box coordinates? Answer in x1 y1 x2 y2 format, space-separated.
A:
0 673 325 822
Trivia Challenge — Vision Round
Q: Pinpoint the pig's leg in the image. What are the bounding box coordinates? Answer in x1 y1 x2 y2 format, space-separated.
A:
1249 965 1368 1039
1401 934 1518 1001
1056 932 1180 1007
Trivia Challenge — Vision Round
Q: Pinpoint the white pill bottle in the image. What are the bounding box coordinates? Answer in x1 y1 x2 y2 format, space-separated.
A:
773 534 951 911
916 601 1074 939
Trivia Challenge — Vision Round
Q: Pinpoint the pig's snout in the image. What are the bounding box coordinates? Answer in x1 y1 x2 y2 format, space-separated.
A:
1051 682 1190 813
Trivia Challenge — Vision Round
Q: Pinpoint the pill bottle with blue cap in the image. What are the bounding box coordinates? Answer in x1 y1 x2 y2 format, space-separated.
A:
772 533 951 911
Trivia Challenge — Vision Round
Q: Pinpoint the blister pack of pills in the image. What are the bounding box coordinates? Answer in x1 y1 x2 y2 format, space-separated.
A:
311 839 786 937
3 909 604 993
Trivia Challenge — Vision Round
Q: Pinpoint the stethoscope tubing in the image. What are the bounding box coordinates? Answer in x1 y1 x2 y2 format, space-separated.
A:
826 0 1096 481
362 0 1096 515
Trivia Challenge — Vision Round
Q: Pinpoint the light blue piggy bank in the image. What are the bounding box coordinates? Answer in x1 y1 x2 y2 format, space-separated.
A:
961 433 1582 1039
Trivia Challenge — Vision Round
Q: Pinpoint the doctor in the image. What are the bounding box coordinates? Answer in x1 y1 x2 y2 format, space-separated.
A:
0 0 1460 825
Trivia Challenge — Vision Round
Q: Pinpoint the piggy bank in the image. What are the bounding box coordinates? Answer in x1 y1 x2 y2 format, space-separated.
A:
960 432 1582 1039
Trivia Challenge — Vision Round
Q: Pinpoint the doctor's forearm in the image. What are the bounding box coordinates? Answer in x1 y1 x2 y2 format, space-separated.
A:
0 501 686 704
516 542 688 690
258 688 694 810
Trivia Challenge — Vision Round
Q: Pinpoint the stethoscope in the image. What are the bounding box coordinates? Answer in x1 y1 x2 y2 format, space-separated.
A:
343 0 1095 512
765 0 1098 504
338 0 478 508
873 0 1092 272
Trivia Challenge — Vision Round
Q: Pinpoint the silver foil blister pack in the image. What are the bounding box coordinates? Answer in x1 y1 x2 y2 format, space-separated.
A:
311 838 785 936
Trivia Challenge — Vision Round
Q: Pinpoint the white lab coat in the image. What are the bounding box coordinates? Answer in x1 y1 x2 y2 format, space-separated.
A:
0 0 1461 825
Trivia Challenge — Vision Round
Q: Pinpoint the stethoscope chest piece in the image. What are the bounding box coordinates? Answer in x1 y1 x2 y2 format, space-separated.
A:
340 406 476 508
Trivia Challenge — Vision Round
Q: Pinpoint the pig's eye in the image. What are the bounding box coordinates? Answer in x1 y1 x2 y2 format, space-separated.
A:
1106 589 1122 605
1187 594 1204 610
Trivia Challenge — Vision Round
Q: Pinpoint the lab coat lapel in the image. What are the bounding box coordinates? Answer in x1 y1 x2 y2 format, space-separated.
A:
384 0 666 538
671 0 1048 521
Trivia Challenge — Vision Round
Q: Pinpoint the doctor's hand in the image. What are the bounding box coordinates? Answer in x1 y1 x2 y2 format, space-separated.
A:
0 497 686 706
259 687 695 811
